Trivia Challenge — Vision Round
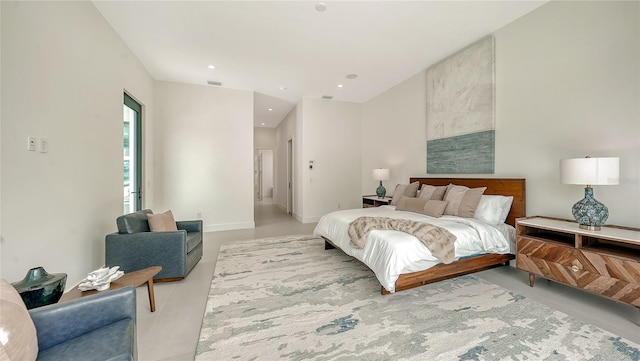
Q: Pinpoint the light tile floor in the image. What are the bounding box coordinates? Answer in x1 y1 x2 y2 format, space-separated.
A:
136 204 639 361
135 202 316 361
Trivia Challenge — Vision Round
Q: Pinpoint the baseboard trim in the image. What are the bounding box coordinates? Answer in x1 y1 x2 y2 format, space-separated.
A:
204 222 255 232
297 215 320 224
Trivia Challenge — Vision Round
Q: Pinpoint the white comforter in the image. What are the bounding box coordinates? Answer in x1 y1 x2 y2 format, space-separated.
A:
312 205 514 293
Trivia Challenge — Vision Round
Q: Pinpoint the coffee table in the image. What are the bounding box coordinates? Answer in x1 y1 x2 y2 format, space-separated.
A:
60 266 162 312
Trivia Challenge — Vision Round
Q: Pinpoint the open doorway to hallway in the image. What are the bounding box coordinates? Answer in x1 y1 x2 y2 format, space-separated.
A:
254 149 274 205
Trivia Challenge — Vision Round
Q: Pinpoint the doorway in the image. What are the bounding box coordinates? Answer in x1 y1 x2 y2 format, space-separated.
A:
287 139 293 215
123 93 142 214
254 149 274 204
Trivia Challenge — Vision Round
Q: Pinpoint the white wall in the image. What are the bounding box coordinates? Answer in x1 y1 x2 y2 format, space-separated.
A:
254 127 276 149
274 106 297 212
362 71 427 196
0 1 155 285
361 0 640 227
300 98 362 222
493 0 639 227
0 0 3 270
153 81 254 232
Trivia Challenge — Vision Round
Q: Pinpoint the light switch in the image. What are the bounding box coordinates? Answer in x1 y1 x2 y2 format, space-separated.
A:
39 138 48 153
27 136 36 151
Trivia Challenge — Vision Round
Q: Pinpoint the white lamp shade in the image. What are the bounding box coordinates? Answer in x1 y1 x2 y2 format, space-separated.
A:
372 168 390 181
560 157 619 185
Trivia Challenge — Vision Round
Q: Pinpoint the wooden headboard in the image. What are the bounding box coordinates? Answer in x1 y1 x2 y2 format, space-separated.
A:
409 177 526 227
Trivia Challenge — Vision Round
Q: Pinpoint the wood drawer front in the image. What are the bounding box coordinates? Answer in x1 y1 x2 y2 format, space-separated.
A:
579 249 640 284
517 237 581 285
578 249 640 306
518 237 640 307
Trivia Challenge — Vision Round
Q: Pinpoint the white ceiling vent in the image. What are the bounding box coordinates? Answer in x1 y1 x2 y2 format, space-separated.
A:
207 80 222 86
321 95 333 100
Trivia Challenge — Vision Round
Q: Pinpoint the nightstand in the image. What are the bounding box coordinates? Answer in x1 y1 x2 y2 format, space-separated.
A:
516 216 640 307
362 195 392 208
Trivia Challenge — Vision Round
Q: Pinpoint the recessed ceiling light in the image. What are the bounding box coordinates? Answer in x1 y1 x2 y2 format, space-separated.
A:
279 86 287 91
315 2 327 12
337 84 343 88
207 65 216 70
346 73 358 79
268 108 273 111
261 123 265 126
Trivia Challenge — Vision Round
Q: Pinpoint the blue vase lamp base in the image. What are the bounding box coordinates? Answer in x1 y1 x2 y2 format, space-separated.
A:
11 267 67 309
572 186 608 231
376 181 386 198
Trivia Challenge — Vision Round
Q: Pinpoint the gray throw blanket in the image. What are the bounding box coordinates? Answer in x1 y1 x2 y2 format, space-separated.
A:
348 217 456 264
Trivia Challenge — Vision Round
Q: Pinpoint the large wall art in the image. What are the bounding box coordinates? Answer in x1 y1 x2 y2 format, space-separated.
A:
426 36 495 174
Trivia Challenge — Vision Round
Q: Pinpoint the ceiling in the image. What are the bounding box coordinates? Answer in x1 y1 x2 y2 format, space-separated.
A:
93 1 547 128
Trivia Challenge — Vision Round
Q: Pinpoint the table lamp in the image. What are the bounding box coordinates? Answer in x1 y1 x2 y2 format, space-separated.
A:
560 156 619 231
372 168 390 198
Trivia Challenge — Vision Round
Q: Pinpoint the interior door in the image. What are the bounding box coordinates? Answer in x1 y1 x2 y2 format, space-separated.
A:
287 139 293 214
254 151 263 201
123 93 142 214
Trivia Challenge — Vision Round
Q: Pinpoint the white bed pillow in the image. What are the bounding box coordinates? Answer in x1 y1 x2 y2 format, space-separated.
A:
474 195 514 225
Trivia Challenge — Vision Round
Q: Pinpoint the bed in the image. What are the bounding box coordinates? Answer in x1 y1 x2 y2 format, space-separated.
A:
313 177 526 294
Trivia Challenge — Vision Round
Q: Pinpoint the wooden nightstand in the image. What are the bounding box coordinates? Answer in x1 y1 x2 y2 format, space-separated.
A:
515 216 640 308
362 195 392 208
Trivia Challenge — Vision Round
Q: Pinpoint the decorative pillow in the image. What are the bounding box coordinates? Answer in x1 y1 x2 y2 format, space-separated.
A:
417 184 448 201
396 197 448 218
422 200 449 218
443 184 487 218
396 196 427 214
0 279 38 361
147 210 178 232
474 195 514 225
390 181 420 206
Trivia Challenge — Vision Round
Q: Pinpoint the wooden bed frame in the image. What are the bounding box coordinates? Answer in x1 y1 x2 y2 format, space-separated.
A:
324 177 526 295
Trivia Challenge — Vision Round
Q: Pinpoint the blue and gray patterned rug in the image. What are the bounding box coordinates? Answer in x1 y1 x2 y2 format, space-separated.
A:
196 235 640 360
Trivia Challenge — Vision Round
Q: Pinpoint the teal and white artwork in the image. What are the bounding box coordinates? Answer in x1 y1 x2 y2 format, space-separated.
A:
426 36 495 174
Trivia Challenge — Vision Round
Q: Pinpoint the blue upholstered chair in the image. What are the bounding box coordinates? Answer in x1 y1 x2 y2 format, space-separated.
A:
105 209 203 281
29 286 137 361
2 278 136 361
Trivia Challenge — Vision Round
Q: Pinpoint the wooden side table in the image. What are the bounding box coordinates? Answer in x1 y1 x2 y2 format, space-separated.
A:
362 195 392 208
516 216 640 308
60 266 162 312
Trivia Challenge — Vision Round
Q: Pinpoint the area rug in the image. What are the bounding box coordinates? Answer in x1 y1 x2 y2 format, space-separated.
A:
196 235 640 361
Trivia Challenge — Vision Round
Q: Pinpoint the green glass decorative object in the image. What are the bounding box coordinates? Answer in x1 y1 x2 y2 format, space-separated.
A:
376 181 386 198
572 187 609 231
12 267 67 309
372 168 390 198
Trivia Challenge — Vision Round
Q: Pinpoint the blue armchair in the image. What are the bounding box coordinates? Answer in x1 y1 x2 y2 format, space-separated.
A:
105 209 203 281
30 286 137 361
